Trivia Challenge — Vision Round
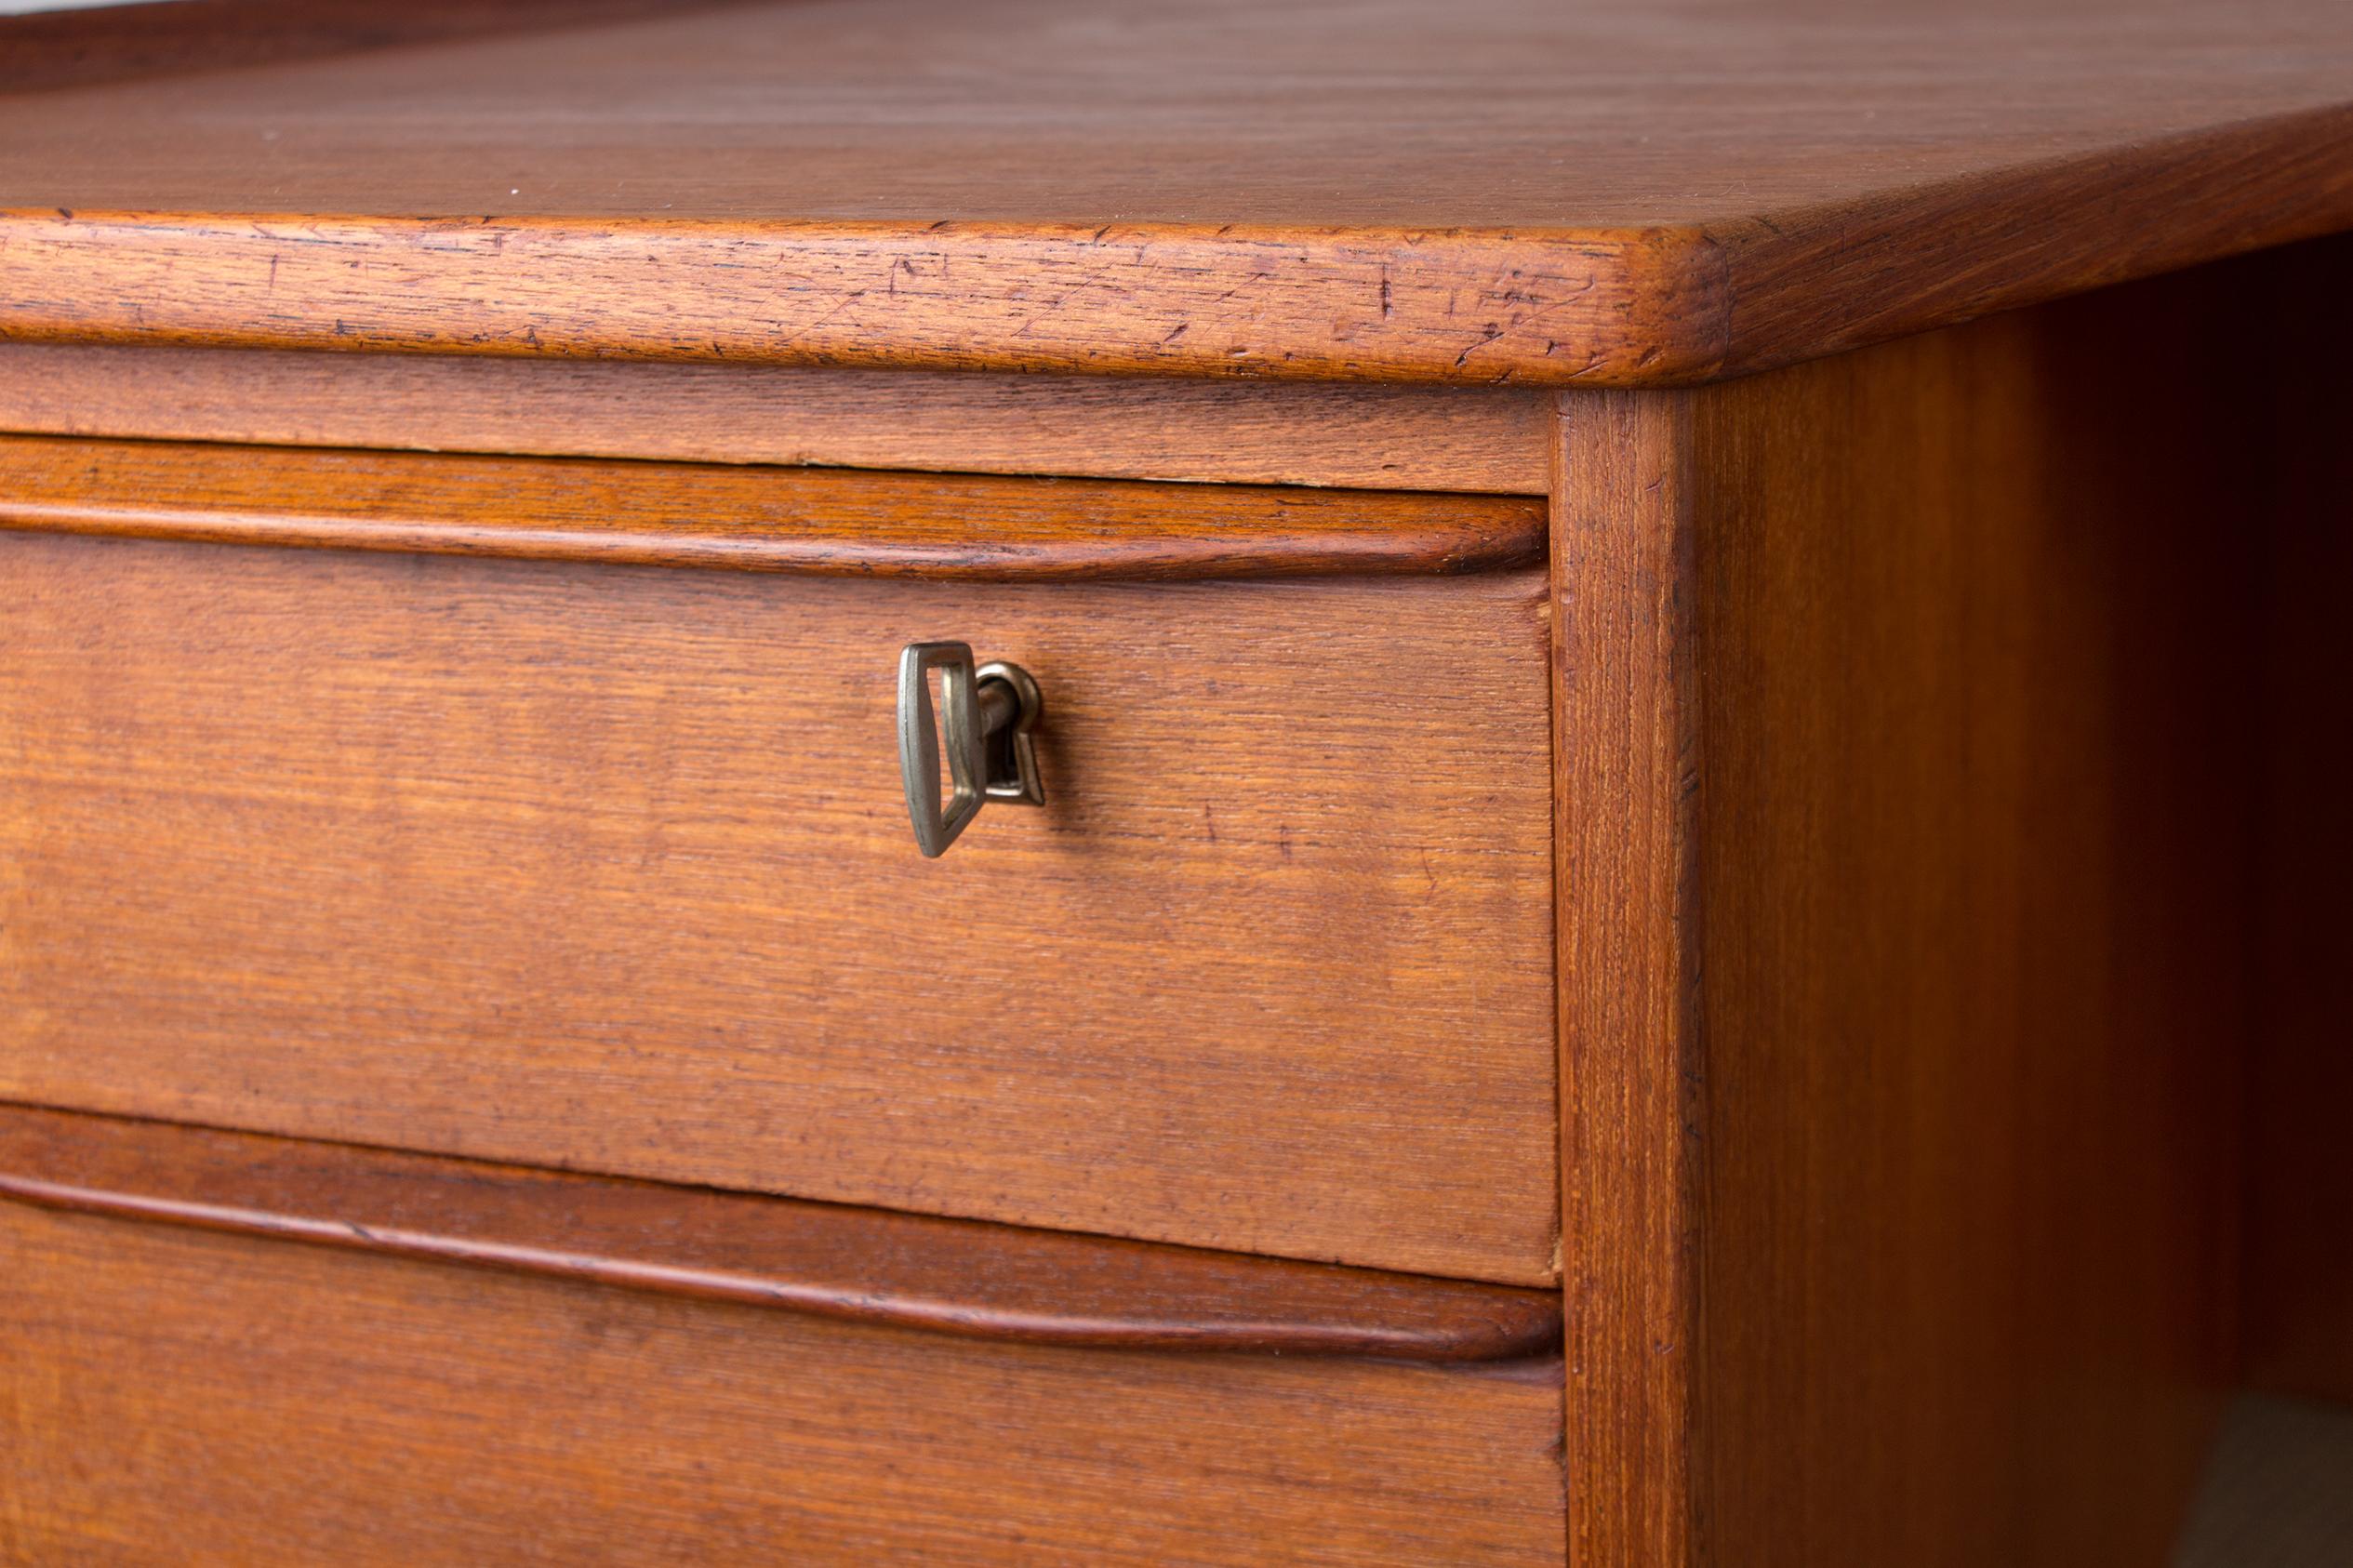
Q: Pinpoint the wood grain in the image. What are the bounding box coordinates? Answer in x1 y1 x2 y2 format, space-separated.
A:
1550 390 1700 1568
0 342 1553 494
5 1 2353 382
0 1201 1569 1564
0 1105 1562 1361
0 208 1718 388
0 533 1559 1285
1556 266 2264 1564
0 434 1547 580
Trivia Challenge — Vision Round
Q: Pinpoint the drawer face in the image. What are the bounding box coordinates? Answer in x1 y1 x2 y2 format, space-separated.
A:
0 533 1558 1282
0 1203 1568 1566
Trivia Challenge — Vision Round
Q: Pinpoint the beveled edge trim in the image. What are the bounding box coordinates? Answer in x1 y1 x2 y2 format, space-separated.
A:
0 1105 1563 1362
0 208 1719 388
0 432 1548 579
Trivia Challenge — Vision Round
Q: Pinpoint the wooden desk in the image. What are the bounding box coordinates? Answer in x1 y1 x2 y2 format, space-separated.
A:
1 2 2347 1561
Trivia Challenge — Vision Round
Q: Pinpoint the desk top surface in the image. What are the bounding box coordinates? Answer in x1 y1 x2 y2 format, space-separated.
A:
3 0 2348 384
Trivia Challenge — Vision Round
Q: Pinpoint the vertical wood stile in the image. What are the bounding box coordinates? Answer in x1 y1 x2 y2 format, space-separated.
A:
1551 390 1704 1568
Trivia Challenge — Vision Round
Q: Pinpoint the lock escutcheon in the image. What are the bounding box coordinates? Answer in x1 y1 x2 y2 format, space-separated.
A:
896 642 1045 857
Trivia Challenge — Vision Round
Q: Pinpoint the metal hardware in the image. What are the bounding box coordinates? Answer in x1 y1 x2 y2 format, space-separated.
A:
897 642 1045 857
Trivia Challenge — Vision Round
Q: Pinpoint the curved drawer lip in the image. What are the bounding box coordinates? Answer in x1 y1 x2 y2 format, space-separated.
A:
0 432 1548 580
0 1103 1563 1362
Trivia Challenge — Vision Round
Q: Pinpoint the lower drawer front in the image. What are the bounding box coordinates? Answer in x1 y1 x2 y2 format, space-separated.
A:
0 1203 1568 1567
0 531 1557 1282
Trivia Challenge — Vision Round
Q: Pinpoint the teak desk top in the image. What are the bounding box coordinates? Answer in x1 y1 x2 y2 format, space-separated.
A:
6 4 2353 1565
3 0 2352 384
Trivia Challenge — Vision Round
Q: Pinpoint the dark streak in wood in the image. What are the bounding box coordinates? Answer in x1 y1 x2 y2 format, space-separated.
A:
0 0 763 94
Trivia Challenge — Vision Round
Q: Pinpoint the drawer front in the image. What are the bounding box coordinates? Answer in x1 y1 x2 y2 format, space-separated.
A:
0 525 1557 1282
0 1200 1567 1566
